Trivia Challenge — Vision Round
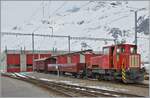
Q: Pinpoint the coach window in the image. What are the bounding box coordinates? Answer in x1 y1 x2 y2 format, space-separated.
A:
103 48 109 54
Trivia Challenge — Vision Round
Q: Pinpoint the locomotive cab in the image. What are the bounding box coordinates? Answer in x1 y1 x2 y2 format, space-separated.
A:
110 44 139 69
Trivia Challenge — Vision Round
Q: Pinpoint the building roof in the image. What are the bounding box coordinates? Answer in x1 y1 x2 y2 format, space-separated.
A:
52 49 93 57
103 43 136 48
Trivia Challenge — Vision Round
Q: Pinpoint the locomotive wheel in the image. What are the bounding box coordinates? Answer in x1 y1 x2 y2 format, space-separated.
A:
95 74 101 80
77 74 82 79
99 74 104 80
122 79 127 83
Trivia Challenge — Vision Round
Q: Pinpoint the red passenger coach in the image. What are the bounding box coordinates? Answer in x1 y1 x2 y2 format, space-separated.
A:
46 50 94 77
7 54 20 72
47 63 86 77
71 54 80 63
59 63 85 73
57 55 68 64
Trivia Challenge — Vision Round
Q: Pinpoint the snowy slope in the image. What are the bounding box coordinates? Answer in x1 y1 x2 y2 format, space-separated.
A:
2 1 149 63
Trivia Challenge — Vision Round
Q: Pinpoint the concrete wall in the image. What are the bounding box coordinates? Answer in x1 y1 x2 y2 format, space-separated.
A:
0 52 7 72
20 53 26 72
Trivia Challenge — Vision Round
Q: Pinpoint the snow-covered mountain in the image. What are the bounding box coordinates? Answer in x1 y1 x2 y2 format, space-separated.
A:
2 1 149 63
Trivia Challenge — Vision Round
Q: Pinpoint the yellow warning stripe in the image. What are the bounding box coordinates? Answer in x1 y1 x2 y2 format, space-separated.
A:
121 59 126 81
122 69 125 71
122 75 126 80
122 72 126 76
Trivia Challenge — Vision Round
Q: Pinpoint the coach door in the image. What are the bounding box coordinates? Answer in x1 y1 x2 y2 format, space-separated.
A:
110 46 115 68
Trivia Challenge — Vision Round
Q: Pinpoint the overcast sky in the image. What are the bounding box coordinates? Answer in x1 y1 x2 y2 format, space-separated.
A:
1 1 149 32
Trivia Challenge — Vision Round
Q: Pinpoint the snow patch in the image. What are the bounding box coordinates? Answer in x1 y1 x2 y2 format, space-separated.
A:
10 73 17 77
59 80 80 86
14 73 27 78
86 85 128 92
39 78 54 82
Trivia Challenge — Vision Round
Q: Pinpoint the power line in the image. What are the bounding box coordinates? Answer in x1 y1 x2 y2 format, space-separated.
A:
137 37 149 39
1 32 115 41
70 36 114 41
2 32 115 53
26 2 43 23
50 1 67 17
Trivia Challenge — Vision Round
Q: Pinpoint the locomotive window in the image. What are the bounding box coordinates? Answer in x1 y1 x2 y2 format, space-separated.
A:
103 48 109 54
117 47 124 53
130 47 136 53
121 48 125 53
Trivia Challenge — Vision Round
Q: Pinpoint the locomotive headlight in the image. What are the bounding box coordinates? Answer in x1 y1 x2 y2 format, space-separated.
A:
117 49 120 53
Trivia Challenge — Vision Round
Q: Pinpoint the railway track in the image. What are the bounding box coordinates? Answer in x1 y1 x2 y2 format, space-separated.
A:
87 78 149 88
1 73 144 97
48 73 149 88
58 75 149 89
131 83 149 88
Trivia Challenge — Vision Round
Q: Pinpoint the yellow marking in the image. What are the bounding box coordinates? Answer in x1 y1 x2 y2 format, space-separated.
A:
122 75 126 80
121 59 126 81
122 72 126 76
122 76 126 80
122 68 125 71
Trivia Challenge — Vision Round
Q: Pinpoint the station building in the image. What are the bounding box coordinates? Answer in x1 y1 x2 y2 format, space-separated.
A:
0 50 52 72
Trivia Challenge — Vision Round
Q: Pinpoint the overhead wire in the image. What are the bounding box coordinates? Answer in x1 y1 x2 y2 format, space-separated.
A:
26 2 44 24
49 1 67 17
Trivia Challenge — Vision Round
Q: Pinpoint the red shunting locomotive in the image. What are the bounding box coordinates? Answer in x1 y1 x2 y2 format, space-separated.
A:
88 44 145 83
